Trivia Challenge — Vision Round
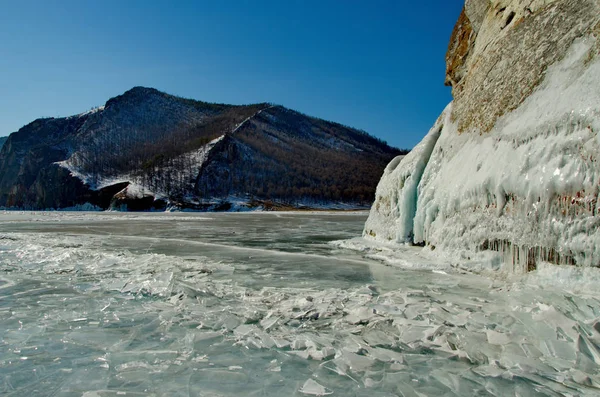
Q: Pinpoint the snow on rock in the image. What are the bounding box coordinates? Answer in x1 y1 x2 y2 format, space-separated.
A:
366 23 600 272
76 105 105 118
448 0 600 134
57 135 225 209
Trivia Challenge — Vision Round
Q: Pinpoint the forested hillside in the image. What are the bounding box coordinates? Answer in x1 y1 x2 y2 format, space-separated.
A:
197 106 400 204
0 87 405 210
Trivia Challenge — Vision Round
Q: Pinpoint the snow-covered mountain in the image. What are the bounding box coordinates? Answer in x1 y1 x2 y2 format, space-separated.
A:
365 0 600 272
0 87 402 210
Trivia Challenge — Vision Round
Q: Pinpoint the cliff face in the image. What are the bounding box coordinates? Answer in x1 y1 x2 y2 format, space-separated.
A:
0 116 87 208
448 0 600 134
365 0 600 272
0 87 401 210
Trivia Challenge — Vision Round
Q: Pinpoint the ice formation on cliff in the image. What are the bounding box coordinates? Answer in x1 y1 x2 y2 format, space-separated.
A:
365 36 600 272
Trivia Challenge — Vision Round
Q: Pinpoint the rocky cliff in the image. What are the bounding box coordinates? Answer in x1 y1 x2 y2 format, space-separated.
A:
0 87 402 210
0 137 6 151
365 0 600 272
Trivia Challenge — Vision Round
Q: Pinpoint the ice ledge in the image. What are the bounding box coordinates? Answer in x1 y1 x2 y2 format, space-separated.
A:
363 105 448 243
365 35 600 273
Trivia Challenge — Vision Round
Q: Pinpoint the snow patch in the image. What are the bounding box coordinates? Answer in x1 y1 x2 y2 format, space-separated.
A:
231 105 274 134
55 135 225 205
75 105 105 118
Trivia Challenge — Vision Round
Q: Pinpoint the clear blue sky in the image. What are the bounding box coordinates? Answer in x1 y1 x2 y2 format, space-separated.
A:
0 0 463 149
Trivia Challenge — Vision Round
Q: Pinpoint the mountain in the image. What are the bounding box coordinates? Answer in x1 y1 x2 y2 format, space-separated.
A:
0 137 6 151
0 87 403 210
365 0 600 272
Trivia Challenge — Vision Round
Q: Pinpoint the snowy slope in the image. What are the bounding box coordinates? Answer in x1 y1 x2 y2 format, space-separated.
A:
365 35 600 272
56 135 225 205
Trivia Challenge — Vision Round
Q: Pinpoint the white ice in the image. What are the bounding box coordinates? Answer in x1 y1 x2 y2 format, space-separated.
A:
1 212 599 395
365 34 600 273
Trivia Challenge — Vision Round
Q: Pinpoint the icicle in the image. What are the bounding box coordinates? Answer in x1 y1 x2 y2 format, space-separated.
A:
479 238 578 273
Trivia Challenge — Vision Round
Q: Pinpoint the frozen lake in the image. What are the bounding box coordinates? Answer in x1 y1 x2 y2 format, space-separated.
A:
1 211 599 396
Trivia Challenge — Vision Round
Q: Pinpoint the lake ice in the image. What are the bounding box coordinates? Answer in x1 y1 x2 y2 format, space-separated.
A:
1 211 599 396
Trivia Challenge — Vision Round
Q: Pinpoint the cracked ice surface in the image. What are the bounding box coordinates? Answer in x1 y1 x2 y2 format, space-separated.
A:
0 212 600 396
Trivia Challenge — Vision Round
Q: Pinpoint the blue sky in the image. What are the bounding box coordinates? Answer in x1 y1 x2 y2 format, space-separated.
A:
0 1 463 149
